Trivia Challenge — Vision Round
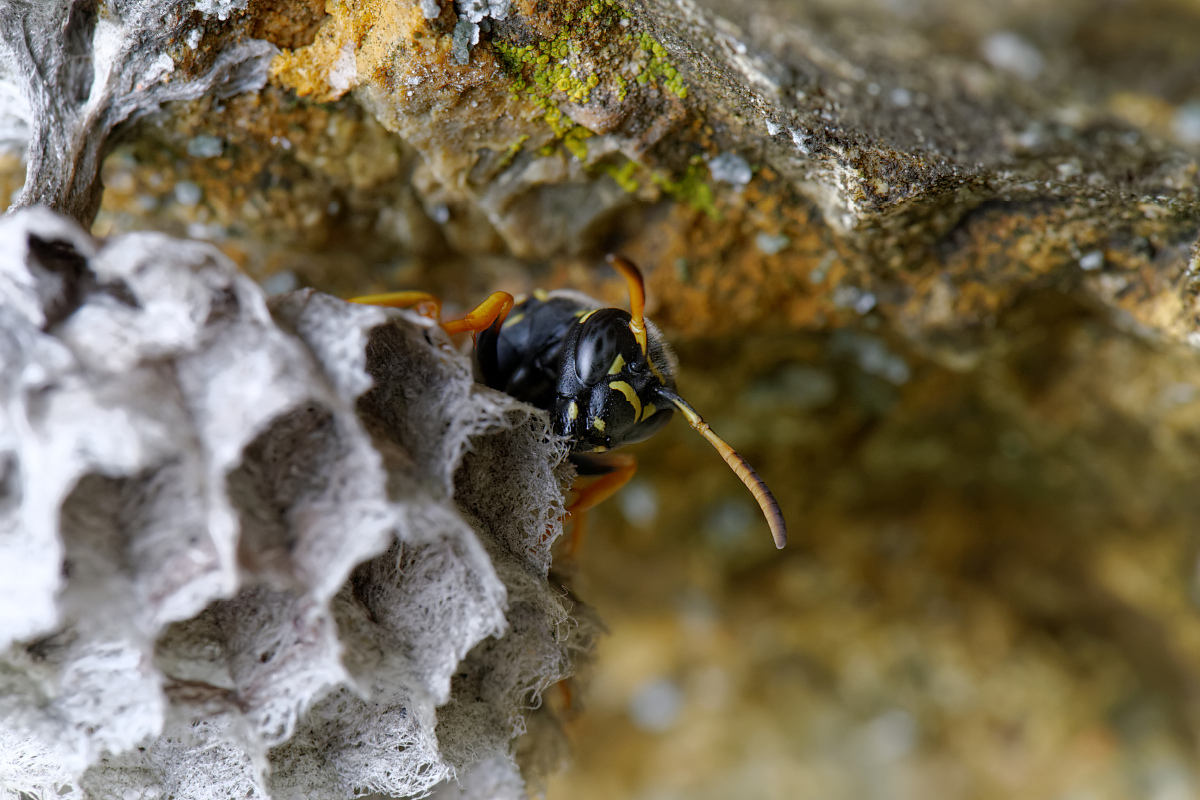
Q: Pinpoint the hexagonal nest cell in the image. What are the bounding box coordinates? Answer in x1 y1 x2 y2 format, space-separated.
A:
0 208 598 800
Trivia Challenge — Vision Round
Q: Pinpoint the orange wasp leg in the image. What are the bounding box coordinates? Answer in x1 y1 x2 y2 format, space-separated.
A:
442 291 515 338
561 452 638 559
348 290 442 321
349 290 515 341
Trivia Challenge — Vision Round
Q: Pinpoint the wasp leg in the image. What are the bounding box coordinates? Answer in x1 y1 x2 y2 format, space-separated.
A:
554 678 574 713
561 452 638 558
347 290 443 321
348 290 515 340
442 291 514 338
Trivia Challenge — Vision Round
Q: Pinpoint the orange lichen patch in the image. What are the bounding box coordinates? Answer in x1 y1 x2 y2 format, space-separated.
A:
510 0 566 40
359 41 541 162
896 200 1200 341
609 175 851 338
93 86 418 295
1079 208 1200 340
248 0 327 51
269 0 438 102
1086 261 1200 343
267 0 554 257
0 153 24 206
1107 91 1178 137
268 0 536 138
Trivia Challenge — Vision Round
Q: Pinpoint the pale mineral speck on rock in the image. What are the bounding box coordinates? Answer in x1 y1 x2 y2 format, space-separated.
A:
755 231 790 255
791 128 810 153
628 678 684 733
1173 101 1200 146
186 135 224 158
1080 250 1105 271
982 31 1045 81
707 152 752 186
617 480 659 528
173 180 202 207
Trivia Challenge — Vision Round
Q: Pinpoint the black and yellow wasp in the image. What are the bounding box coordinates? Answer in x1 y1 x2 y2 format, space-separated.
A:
352 255 786 550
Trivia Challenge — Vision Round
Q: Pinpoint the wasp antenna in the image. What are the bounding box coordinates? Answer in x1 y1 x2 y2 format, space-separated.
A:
606 254 649 355
657 389 787 549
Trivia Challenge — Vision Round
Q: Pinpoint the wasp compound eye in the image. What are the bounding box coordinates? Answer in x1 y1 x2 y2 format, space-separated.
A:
573 309 636 386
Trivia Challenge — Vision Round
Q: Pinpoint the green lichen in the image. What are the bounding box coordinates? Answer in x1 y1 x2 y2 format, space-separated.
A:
635 31 688 99
562 125 593 161
540 103 574 138
487 2 710 216
614 73 628 102
596 154 718 220
496 135 529 171
652 157 718 219
603 159 639 192
492 1 623 111
490 0 689 160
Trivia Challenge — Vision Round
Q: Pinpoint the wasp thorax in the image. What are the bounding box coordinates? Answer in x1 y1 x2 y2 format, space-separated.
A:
555 307 673 452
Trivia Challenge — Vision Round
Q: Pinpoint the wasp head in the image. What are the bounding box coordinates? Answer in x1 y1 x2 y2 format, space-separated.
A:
550 254 787 549
554 307 677 452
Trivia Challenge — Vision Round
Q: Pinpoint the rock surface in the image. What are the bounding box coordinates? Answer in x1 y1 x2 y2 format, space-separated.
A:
2 0 1200 798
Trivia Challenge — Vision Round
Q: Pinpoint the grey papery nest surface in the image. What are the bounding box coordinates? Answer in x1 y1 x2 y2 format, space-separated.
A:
0 207 596 800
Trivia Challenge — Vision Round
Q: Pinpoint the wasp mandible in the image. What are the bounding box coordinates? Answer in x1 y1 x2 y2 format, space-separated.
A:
352 255 787 550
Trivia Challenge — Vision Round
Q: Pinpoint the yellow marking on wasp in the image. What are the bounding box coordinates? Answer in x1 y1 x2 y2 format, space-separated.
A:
608 354 625 375
629 322 648 354
502 312 525 328
608 380 642 418
592 417 606 432
567 400 579 420
640 403 657 421
578 309 599 324
533 289 549 301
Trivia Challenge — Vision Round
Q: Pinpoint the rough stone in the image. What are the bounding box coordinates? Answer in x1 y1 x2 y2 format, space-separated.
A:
3 0 1200 797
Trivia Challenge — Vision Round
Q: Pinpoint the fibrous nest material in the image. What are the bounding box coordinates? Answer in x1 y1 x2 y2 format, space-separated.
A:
0 206 596 799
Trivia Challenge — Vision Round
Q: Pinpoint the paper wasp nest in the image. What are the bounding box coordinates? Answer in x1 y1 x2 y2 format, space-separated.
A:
0 207 594 800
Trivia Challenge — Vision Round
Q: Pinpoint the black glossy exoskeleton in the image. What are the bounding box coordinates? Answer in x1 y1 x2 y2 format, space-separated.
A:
353 255 786 549
476 291 674 453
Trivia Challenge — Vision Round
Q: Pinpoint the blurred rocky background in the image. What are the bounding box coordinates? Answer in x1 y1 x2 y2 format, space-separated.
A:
5 0 1200 797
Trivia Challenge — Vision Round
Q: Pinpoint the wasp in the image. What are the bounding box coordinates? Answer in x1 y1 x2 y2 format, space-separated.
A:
351 255 786 550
